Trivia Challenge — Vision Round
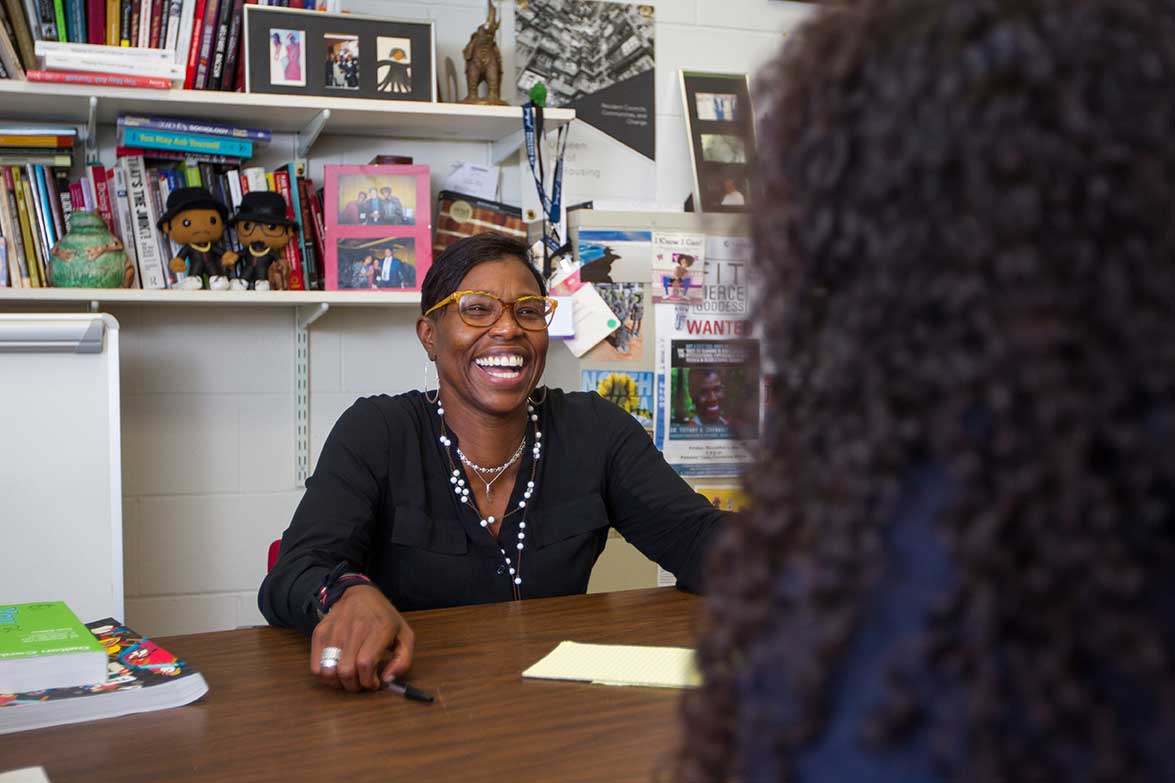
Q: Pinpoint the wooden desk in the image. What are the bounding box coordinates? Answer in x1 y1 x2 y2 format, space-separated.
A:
0 588 701 783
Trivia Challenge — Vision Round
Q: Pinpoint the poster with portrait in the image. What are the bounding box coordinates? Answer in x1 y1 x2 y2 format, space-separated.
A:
654 306 759 476
516 0 657 222
322 164 432 291
582 369 655 436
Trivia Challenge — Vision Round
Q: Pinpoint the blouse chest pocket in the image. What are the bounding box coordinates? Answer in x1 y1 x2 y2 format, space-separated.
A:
529 494 610 548
389 506 469 554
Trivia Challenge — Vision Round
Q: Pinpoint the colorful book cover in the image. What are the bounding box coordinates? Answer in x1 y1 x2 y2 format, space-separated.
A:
582 369 655 436
121 127 252 158
0 618 209 736
271 168 304 289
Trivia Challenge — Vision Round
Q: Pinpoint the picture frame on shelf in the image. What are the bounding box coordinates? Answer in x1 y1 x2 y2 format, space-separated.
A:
322 164 432 291
679 71 755 213
243 6 436 102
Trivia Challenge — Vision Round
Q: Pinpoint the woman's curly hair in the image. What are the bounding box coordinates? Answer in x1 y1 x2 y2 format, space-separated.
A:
678 0 1175 781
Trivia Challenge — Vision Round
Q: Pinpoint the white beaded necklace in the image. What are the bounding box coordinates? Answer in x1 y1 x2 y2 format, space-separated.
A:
435 395 543 600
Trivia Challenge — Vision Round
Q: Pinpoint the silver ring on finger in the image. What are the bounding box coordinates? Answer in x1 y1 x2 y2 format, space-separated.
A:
320 645 343 669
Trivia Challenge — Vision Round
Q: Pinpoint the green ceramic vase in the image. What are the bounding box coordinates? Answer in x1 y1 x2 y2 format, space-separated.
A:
49 211 131 288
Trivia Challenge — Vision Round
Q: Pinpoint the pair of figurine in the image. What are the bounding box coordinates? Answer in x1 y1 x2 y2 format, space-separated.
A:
156 187 297 291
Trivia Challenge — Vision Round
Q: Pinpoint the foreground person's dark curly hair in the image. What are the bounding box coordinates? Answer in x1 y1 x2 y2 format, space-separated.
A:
677 0 1175 781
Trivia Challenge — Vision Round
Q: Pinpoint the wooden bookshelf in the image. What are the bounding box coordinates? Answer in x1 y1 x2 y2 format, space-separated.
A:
0 80 574 144
0 287 421 306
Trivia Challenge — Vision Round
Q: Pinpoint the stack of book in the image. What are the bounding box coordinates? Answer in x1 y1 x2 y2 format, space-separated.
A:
0 603 208 735
0 0 335 91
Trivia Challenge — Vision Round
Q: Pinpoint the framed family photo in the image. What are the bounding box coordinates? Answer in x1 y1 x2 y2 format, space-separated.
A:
680 71 756 213
244 6 436 101
323 164 433 291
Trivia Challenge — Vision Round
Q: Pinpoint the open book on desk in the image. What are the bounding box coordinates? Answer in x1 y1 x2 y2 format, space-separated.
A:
0 619 208 735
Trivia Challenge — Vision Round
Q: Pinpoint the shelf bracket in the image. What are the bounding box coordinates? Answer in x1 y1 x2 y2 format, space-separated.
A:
83 96 99 164
295 109 331 161
294 303 329 486
490 128 525 166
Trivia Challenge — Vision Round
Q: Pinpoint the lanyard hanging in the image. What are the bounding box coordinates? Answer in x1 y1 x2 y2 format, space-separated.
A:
522 102 569 275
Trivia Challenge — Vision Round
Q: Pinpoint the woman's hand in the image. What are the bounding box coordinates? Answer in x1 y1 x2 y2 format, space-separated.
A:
309 584 415 692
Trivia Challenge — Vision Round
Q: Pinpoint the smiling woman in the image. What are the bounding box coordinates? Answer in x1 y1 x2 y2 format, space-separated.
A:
258 232 729 693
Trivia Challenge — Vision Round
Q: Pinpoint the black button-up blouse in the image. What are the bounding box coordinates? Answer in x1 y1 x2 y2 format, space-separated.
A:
258 389 727 634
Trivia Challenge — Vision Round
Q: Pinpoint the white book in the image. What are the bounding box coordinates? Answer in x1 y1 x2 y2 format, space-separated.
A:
110 164 142 289
34 40 176 61
242 166 267 193
41 54 185 80
165 0 185 52
121 156 168 289
173 0 197 67
138 0 153 48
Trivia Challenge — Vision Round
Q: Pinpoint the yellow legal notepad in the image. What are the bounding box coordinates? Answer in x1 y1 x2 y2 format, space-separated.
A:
521 641 701 689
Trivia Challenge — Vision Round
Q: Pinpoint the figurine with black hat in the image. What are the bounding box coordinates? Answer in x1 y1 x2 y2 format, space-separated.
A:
230 191 299 291
157 187 240 290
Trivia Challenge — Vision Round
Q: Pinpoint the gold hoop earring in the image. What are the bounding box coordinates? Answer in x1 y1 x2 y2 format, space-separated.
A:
527 386 547 406
424 361 440 404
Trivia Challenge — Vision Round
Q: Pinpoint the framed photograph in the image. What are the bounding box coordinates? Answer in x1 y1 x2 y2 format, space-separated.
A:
680 71 755 213
244 6 435 102
323 164 432 291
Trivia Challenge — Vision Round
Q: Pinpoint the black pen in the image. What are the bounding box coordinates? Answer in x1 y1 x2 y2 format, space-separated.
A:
385 679 435 703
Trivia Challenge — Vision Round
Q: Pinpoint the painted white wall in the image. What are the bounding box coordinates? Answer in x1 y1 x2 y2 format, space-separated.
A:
97 0 812 635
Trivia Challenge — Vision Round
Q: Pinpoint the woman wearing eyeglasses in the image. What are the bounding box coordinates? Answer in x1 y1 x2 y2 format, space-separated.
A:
259 232 727 692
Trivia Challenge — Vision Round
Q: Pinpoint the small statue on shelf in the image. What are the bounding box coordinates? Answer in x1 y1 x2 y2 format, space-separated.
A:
50 210 135 288
461 0 506 105
229 191 298 291
157 187 239 291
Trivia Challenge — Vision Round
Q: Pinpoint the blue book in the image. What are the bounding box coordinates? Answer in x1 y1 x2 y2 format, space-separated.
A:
121 127 253 159
63 0 85 42
34 166 56 248
119 116 271 144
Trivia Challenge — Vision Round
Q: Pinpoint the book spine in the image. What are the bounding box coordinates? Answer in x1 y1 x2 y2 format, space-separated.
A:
52 0 64 40
181 0 203 87
40 53 182 77
64 0 84 43
122 126 251 157
43 165 65 242
127 0 137 46
54 169 71 221
191 0 216 89
147 0 162 48
206 0 227 88
0 168 28 286
217 0 240 91
110 162 140 286
28 165 54 286
85 0 101 44
115 145 241 165
271 169 304 289
68 179 82 210
172 0 193 70
121 155 166 288
4 0 37 67
119 114 270 143
144 167 178 281
35 38 175 57
162 0 178 49
35 0 58 39
135 0 147 46
295 175 318 289
105 0 116 44
12 168 43 286
89 162 115 231
0 237 8 286
0 135 72 147
27 68 170 87
0 23 25 78
34 165 56 249
118 0 129 44
21 0 40 40
307 179 325 273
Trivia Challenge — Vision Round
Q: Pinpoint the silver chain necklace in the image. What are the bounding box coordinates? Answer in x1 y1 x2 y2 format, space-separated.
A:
457 437 526 497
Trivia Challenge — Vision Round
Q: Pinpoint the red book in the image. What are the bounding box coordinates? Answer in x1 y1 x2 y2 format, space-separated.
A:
183 0 208 89
193 0 220 89
69 182 85 212
129 0 141 47
295 175 318 289
87 0 106 46
307 181 326 267
148 0 164 48
271 169 305 290
88 163 115 232
28 69 172 89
